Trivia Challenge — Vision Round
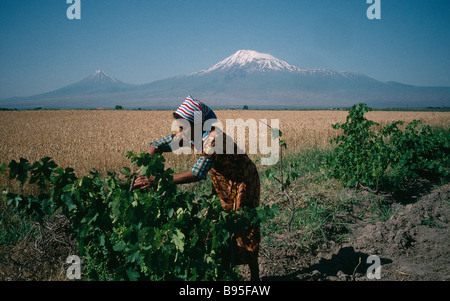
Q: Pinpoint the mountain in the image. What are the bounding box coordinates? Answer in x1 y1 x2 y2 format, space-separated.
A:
33 70 135 98
1 51 449 109
0 70 136 109
136 50 449 108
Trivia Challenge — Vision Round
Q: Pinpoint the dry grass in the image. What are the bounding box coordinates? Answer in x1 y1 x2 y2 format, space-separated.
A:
1 109 449 179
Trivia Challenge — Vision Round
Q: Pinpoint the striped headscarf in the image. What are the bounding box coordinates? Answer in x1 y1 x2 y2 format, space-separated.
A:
174 95 216 124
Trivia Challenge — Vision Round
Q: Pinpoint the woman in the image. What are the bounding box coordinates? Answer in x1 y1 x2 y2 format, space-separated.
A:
133 95 261 281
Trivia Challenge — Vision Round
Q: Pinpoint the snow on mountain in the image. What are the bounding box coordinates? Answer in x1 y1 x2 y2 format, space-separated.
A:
30 70 134 98
191 50 362 80
87 70 119 84
82 70 133 90
193 50 303 74
183 50 382 91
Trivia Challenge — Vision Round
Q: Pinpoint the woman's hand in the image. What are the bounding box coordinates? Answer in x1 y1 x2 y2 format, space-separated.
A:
133 175 156 190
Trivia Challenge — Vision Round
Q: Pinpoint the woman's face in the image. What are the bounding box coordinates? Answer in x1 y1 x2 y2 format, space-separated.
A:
175 119 195 141
178 126 194 141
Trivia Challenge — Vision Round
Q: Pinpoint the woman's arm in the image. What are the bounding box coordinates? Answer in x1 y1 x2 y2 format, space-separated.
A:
148 139 201 183
133 170 200 189
148 133 177 156
173 171 201 184
134 131 203 190
147 144 158 157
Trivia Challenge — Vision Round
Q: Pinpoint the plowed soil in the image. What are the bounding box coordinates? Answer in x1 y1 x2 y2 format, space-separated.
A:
253 184 450 281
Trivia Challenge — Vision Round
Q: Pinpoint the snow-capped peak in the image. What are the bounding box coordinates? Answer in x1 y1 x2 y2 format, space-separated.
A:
198 50 304 74
88 70 118 83
223 50 278 65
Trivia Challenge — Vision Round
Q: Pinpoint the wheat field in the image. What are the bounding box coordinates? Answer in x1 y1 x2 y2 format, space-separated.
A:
1 109 449 178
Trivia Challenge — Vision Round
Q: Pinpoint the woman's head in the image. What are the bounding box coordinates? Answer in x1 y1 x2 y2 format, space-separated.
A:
174 96 216 125
173 96 216 139
173 112 194 139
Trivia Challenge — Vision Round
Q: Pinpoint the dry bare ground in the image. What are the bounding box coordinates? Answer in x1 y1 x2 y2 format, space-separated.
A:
250 183 450 281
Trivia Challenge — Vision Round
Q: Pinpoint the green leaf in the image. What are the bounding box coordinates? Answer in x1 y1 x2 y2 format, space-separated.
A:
126 267 140 281
83 209 99 225
98 234 106 247
0 163 6 174
139 166 148 176
29 157 58 189
265 168 275 178
168 207 174 218
8 158 31 185
61 191 77 211
120 167 131 176
172 229 185 252
127 249 141 263
40 197 54 216
113 240 126 252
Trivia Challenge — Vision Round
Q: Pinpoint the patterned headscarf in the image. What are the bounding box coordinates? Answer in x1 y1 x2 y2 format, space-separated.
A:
174 95 216 124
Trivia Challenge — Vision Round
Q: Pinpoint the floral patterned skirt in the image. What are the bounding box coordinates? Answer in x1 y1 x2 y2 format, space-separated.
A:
209 154 260 266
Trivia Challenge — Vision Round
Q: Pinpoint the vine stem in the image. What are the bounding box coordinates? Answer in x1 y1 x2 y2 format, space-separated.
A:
259 119 295 231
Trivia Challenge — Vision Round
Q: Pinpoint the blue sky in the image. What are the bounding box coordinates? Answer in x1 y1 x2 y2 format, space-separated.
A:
1 0 449 98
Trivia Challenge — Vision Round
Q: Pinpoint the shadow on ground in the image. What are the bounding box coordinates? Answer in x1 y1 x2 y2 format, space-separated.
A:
262 246 392 281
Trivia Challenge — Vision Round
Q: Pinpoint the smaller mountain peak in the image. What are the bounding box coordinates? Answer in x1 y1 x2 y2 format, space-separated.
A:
93 69 105 75
88 70 118 83
91 70 109 77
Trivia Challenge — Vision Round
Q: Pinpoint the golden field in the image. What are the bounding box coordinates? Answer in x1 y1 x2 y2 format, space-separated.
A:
1 109 449 178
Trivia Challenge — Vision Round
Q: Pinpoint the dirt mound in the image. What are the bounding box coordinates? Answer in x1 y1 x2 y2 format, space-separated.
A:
256 184 450 281
350 184 450 280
